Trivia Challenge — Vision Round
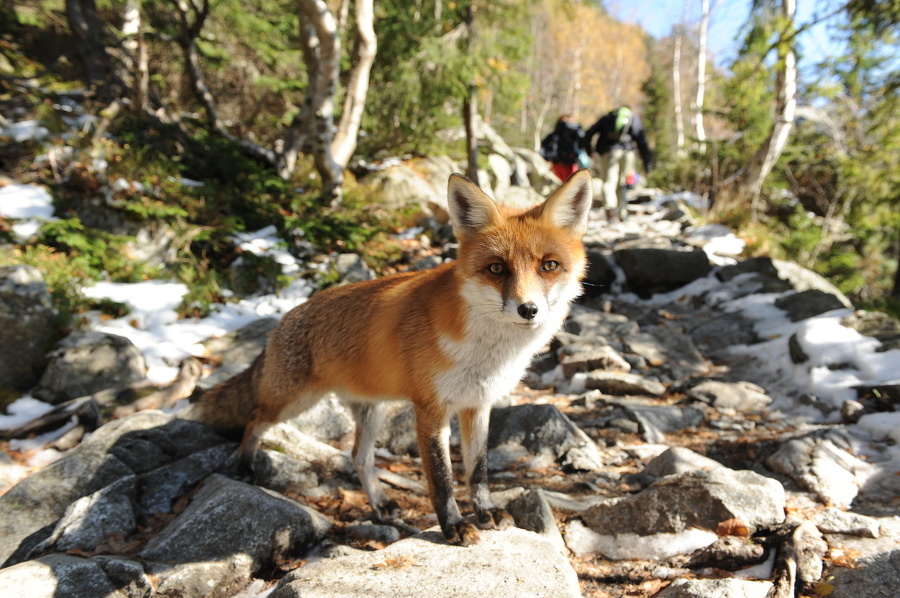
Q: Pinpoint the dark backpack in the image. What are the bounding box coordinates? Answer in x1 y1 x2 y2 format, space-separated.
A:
604 107 633 143
540 132 560 162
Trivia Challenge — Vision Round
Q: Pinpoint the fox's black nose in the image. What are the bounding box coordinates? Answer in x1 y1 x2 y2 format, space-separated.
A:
518 302 539 320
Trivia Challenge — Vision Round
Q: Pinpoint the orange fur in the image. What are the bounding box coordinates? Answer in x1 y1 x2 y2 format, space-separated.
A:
182 170 594 544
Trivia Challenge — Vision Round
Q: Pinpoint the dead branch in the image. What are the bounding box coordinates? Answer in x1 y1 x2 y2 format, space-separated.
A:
114 358 203 418
0 358 204 446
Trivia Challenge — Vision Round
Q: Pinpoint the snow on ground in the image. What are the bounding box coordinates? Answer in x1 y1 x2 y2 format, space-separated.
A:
83 276 314 384
2 183 899 468
0 183 57 240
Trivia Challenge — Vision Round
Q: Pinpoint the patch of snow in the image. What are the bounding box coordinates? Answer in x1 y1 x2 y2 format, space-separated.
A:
0 183 57 241
1 120 49 142
0 397 54 429
564 519 717 560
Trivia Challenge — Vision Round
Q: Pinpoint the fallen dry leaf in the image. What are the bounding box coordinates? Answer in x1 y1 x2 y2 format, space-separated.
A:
717 518 750 537
372 555 416 570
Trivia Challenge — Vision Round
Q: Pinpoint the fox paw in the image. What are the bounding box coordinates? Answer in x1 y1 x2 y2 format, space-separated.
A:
372 499 403 523
475 507 514 530
445 521 481 547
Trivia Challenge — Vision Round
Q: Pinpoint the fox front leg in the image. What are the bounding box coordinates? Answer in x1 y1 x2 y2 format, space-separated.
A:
415 404 480 546
459 406 514 530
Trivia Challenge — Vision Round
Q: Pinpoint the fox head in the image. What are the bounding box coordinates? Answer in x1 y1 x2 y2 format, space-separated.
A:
447 170 592 329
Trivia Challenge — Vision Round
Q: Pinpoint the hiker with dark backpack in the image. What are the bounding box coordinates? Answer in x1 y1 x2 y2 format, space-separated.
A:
540 115 590 182
585 106 653 222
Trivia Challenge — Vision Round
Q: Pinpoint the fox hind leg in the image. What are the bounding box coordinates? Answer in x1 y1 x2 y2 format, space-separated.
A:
459 406 514 530
348 401 402 522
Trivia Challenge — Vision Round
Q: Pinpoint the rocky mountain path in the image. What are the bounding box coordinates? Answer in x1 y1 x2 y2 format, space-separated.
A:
1 196 898 598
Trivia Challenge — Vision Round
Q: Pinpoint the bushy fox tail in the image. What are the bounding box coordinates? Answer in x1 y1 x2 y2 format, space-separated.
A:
179 353 262 437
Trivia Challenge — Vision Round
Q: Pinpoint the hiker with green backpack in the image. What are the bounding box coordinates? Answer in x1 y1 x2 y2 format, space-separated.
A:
585 106 653 222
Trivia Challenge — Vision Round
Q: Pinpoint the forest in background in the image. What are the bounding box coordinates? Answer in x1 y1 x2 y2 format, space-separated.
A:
0 0 898 321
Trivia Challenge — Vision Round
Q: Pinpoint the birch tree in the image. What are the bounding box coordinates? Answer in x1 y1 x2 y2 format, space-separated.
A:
673 25 686 157
166 0 376 202
691 0 709 147
735 0 797 218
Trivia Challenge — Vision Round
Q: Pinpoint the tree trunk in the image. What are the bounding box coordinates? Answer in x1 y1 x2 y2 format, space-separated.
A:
692 0 709 148
464 85 479 182
66 0 121 100
463 2 479 182
332 0 377 168
673 24 685 157
742 0 797 220
892 236 900 300
281 0 344 201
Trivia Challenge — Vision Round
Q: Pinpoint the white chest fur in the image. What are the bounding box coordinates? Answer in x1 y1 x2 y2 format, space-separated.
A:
434 281 571 411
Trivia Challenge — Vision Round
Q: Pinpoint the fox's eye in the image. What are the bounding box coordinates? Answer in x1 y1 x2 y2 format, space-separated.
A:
488 263 505 275
542 260 559 272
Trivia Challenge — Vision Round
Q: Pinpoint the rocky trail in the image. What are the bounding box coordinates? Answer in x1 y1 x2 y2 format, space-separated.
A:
1 186 899 598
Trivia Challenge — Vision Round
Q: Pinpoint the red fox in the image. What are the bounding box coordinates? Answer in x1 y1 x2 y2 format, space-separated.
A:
183 170 593 545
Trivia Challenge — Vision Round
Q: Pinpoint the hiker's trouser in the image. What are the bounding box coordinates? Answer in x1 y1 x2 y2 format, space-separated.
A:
599 147 635 220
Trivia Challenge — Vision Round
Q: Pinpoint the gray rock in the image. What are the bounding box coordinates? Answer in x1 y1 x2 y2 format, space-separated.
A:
365 164 444 220
0 412 226 566
841 310 900 351
560 345 630 378
254 450 323 496
514 148 561 195
136 443 234 516
564 308 639 341
813 507 881 538
656 578 773 598
284 395 354 444
583 249 618 297
33 331 147 403
0 553 150 598
145 554 254 598
0 447 134 567
623 326 709 379
688 311 760 357
228 253 281 296
0 452 29 494
686 380 773 414
582 468 785 536
486 153 512 199
716 256 781 282
504 488 566 552
771 259 853 308
582 371 667 397
260 424 355 478
597 398 704 444
333 252 376 284
201 317 278 370
614 247 711 298
272 528 581 598
826 517 900 598
0 265 60 392
774 289 848 322
96 413 229 474
487 404 598 470
643 446 724 478
830 549 900 598
766 428 873 509
141 474 330 568
33 475 138 555
376 402 421 456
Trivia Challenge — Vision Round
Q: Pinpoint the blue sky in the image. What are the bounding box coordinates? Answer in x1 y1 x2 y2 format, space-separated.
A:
607 0 845 68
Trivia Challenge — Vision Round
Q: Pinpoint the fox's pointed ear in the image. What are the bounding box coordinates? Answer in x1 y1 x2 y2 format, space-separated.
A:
447 173 503 238
541 169 593 236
